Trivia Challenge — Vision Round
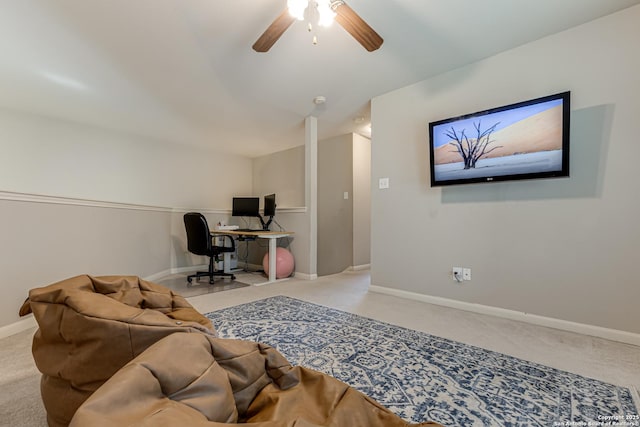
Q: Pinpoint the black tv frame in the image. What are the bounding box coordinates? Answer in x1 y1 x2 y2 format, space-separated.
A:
428 91 570 187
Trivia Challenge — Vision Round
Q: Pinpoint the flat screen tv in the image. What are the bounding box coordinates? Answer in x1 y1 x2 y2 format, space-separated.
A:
428 91 570 187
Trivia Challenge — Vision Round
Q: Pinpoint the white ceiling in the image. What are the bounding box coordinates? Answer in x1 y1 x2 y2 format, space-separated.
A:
1 0 639 158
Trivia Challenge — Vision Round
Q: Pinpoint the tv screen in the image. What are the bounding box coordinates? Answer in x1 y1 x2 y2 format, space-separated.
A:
264 194 276 217
232 197 260 217
428 91 570 187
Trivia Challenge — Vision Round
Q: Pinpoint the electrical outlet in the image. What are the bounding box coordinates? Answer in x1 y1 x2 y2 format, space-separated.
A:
463 268 471 281
378 177 389 189
452 267 463 282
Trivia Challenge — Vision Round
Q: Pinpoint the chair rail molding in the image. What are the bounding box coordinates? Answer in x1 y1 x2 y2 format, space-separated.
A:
0 191 307 214
0 190 172 212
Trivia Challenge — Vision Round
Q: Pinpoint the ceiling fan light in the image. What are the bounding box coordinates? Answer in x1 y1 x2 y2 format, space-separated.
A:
287 0 307 20
317 0 336 27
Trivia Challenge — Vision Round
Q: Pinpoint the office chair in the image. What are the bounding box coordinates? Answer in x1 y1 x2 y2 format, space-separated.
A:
183 212 236 285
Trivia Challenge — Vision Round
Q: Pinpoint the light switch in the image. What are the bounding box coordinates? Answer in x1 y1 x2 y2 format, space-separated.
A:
379 177 389 189
343 192 349 199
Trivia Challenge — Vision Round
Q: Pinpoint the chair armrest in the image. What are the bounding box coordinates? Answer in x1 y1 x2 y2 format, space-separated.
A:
212 234 236 251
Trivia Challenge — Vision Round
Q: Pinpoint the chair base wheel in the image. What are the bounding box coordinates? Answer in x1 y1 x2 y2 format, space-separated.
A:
187 272 234 286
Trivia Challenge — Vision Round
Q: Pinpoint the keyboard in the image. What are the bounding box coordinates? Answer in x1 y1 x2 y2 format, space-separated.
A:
235 228 263 232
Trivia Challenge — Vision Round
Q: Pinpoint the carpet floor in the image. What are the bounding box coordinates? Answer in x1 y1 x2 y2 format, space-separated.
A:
206 295 638 427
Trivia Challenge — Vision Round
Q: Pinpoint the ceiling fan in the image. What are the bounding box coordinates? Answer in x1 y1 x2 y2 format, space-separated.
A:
253 0 383 53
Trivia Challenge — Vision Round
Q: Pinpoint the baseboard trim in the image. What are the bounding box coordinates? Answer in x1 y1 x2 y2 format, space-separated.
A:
294 272 317 280
368 285 640 347
146 265 219 282
1 267 316 338
0 315 37 339
144 269 174 282
350 264 371 271
149 266 316 281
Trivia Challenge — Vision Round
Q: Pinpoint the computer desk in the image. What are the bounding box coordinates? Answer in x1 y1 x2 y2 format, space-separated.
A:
210 229 294 284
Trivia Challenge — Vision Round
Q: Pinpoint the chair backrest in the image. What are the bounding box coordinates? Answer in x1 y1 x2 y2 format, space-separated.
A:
184 213 211 256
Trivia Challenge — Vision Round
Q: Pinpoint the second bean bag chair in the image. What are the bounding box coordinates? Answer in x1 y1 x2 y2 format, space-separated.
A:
70 332 442 427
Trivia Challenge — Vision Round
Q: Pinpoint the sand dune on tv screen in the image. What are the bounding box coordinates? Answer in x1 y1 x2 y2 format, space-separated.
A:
434 105 562 165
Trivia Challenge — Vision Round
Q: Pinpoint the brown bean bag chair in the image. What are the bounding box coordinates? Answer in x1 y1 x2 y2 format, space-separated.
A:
19 274 216 427
70 333 441 427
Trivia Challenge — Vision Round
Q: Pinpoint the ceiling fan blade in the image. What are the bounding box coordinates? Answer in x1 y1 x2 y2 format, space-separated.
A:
334 2 383 52
253 9 296 52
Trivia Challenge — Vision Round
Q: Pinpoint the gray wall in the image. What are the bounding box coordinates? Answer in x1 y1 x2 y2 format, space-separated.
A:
315 133 371 276
352 134 371 268
253 146 305 208
370 6 640 334
1 198 172 327
249 145 309 274
318 134 353 276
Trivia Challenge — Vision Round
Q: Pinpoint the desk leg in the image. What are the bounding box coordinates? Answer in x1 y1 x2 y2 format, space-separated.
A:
268 238 277 283
223 252 232 274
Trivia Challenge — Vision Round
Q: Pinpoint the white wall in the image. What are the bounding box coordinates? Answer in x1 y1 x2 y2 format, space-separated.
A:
0 109 253 328
370 6 640 334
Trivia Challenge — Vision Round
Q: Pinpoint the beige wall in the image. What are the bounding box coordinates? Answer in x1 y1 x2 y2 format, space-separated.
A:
317 134 354 276
0 198 172 327
315 133 371 276
0 108 252 208
248 145 310 274
0 109 253 329
352 134 371 268
370 6 640 334
252 146 305 208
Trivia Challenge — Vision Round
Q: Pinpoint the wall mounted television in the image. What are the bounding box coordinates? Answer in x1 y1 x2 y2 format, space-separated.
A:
428 91 570 187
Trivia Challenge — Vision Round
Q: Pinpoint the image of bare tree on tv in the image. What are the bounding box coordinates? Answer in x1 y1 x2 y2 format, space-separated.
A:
445 120 502 170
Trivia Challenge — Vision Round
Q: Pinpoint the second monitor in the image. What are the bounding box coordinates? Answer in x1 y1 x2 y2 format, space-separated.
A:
264 193 276 218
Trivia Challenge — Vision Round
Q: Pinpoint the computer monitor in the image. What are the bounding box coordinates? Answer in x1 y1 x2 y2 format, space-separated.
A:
232 197 260 217
264 194 276 218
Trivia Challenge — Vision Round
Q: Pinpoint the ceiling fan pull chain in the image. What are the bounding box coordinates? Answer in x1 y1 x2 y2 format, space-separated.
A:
307 9 319 45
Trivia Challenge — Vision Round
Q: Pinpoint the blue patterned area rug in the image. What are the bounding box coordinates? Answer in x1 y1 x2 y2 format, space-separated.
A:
206 296 638 427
